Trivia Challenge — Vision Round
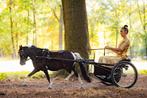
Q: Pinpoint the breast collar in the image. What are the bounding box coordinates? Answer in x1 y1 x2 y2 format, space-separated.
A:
41 49 50 57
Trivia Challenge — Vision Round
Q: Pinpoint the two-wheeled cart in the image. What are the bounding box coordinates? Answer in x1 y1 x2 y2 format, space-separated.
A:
38 56 138 88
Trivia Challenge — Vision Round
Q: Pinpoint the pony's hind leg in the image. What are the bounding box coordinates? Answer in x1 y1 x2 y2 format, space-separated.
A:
43 70 52 89
78 73 83 85
73 64 83 85
72 68 83 85
65 71 74 81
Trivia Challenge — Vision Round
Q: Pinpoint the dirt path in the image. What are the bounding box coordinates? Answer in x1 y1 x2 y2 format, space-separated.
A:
0 75 147 98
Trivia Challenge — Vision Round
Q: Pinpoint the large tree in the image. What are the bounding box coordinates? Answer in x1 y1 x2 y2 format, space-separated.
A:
61 0 90 58
9 0 16 58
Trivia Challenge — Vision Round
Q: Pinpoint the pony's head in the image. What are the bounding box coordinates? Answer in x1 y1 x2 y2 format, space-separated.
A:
18 45 29 65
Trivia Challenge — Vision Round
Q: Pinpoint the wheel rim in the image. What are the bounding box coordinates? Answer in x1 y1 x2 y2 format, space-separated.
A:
111 62 138 88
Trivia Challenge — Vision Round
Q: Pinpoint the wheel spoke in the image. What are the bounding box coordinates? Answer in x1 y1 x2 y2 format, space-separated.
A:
111 62 138 88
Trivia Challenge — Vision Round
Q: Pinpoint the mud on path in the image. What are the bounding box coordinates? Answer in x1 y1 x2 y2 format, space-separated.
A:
0 75 147 98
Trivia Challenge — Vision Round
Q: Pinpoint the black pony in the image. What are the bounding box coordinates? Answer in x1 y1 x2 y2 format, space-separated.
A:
18 45 91 88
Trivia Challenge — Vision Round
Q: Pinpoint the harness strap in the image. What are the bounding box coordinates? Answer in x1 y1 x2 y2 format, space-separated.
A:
26 58 30 61
42 49 50 57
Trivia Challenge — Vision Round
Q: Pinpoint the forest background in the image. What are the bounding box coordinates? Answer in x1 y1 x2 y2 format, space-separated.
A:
0 0 146 73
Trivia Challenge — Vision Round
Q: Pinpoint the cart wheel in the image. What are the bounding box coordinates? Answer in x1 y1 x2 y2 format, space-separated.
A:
111 61 138 88
101 81 113 86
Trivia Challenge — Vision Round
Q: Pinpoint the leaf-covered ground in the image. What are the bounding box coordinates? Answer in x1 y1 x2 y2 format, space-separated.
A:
0 75 147 98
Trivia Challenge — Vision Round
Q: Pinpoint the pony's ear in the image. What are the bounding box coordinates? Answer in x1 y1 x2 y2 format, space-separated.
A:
31 45 36 48
19 45 22 49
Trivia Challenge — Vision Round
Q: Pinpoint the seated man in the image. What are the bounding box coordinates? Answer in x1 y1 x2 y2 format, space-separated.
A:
99 25 130 64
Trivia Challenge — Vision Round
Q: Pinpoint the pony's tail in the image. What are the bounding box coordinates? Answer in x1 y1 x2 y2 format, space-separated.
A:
79 62 91 82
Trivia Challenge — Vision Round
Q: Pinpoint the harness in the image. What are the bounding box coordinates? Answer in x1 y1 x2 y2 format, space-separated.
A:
41 49 50 57
40 49 50 69
25 49 50 62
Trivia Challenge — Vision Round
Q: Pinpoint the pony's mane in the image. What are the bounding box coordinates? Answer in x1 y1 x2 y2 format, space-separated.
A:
27 45 40 50
29 45 49 53
30 45 37 48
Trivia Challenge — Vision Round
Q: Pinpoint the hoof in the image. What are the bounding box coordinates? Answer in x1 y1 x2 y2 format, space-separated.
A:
22 83 27 87
48 84 52 89
64 78 69 81
48 86 52 89
80 85 84 89
80 82 83 85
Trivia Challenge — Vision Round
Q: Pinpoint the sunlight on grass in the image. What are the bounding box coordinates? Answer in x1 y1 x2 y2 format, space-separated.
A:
139 70 147 75
0 70 57 81
0 71 47 80
0 71 29 80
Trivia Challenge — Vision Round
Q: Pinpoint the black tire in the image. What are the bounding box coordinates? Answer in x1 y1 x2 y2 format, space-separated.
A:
111 61 138 88
101 81 113 86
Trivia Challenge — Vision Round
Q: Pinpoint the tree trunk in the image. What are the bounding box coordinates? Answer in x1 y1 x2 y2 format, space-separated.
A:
26 10 30 45
145 37 147 59
32 0 37 45
137 0 147 57
128 1 133 57
59 6 64 50
142 0 147 57
62 0 90 59
51 6 64 50
114 10 119 48
9 0 16 58
15 32 18 55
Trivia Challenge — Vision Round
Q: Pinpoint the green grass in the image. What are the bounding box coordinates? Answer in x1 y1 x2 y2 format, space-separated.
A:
0 71 64 81
0 73 8 80
139 70 147 75
0 71 45 81
1 69 146 81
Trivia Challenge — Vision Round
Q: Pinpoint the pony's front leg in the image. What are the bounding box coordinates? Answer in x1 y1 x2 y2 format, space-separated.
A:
22 69 39 86
65 71 74 81
28 68 39 77
43 70 52 89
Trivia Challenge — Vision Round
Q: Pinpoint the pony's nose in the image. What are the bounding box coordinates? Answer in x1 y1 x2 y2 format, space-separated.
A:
20 61 25 65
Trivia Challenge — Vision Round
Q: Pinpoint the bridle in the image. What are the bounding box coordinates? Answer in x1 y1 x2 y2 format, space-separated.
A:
19 47 50 63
